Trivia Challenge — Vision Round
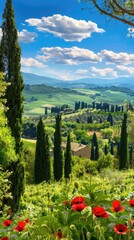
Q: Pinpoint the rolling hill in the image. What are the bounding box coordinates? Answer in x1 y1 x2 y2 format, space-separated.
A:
22 72 134 89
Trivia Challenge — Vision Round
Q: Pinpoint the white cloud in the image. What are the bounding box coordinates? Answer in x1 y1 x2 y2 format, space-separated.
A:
18 29 38 43
76 67 118 78
116 65 134 75
21 57 44 68
90 67 118 78
25 14 105 42
101 50 134 65
37 46 101 65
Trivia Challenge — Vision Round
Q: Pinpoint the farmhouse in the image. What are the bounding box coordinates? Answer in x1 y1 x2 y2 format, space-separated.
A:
62 142 90 159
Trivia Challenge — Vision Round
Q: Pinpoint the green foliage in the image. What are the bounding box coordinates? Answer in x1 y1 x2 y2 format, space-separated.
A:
91 132 99 160
34 117 50 183
53 114 63 181
97 153 114 171
101 128 113 139
0 167 11 209
74 129 91 144
119 113 128 170
23 140 35 184
0 109 17 167
1 0 24 155
64 131 72 179
6 160 25 212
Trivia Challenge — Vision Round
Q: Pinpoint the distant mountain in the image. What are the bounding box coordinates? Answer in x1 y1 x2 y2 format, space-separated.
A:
22 72 134 89
22 72 63 86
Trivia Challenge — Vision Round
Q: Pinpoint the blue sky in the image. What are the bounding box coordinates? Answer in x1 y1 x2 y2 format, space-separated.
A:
0 0 134 81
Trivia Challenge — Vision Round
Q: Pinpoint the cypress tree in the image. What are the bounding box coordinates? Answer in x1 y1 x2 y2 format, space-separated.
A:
91 132 99 160
53 114 63 181
110 142 114 155
104 144 108 155
34 117 50 183
0 44 4 72
45 134 51 181
129 145 133 169
1 0 24 212
64 131 72 179
1 0 24 155
90 143 95 160
119 113 128 170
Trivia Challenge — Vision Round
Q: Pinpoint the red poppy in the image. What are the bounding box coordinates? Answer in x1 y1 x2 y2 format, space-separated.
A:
71 196 84 205
129 199 134 207
63 200 69 206
2 220 12 227
57 230 63 239
14 221 26 232
25 219 30 224
114 224 128 235
111 200 124 212
0 237 10 240
72 203 86 212
93 206 109 218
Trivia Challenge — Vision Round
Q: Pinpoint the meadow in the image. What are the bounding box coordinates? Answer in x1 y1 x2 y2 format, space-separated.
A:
23 85 133 116
1 169 134 239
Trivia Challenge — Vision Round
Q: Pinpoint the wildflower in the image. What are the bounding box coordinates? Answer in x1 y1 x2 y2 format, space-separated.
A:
111 200 124 212
72 203 86 212
25 219 30 224
0 237 10 240
63 200 69 206
129 199 134 207
57 229 63 239
93 206 109 218
52 228 63 239
114 224 128 234
71 196 84 205
14 221 26 232
2 220 12 227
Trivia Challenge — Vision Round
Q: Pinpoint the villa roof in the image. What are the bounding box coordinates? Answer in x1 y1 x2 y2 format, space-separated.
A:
62 142 88 152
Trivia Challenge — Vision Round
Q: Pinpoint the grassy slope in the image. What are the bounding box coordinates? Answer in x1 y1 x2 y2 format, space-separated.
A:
23 85 133 116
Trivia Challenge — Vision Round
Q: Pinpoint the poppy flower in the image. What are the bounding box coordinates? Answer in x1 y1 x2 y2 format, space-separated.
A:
111 200 124 212
72 203 86 212
25 219 30 224
2 220 12 227
57 229 63 239
114 224 128 235
14 221 26 232
93 206 109 218
71 196 84 205
129 199 134 207
0 237 10 240
63 200 69 206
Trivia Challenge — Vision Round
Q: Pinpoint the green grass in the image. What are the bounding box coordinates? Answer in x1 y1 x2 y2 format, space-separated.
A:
23 87 133 116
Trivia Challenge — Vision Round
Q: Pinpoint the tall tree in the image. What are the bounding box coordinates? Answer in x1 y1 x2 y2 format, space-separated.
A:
53 114 63 181
45 134 51 181
1 0 24 155
104 144 108 155
91 132 99 160
129 145 133 168
0 0 24 212
110 142 114 155
82 0 134 27
64 131 72 179
119 113 128 170
34 117 50 183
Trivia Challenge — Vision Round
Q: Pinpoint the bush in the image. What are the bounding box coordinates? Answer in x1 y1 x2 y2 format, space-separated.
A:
97 153 114 171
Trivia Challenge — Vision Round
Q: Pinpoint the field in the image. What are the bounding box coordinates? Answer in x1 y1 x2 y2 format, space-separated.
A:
23 86 133 116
